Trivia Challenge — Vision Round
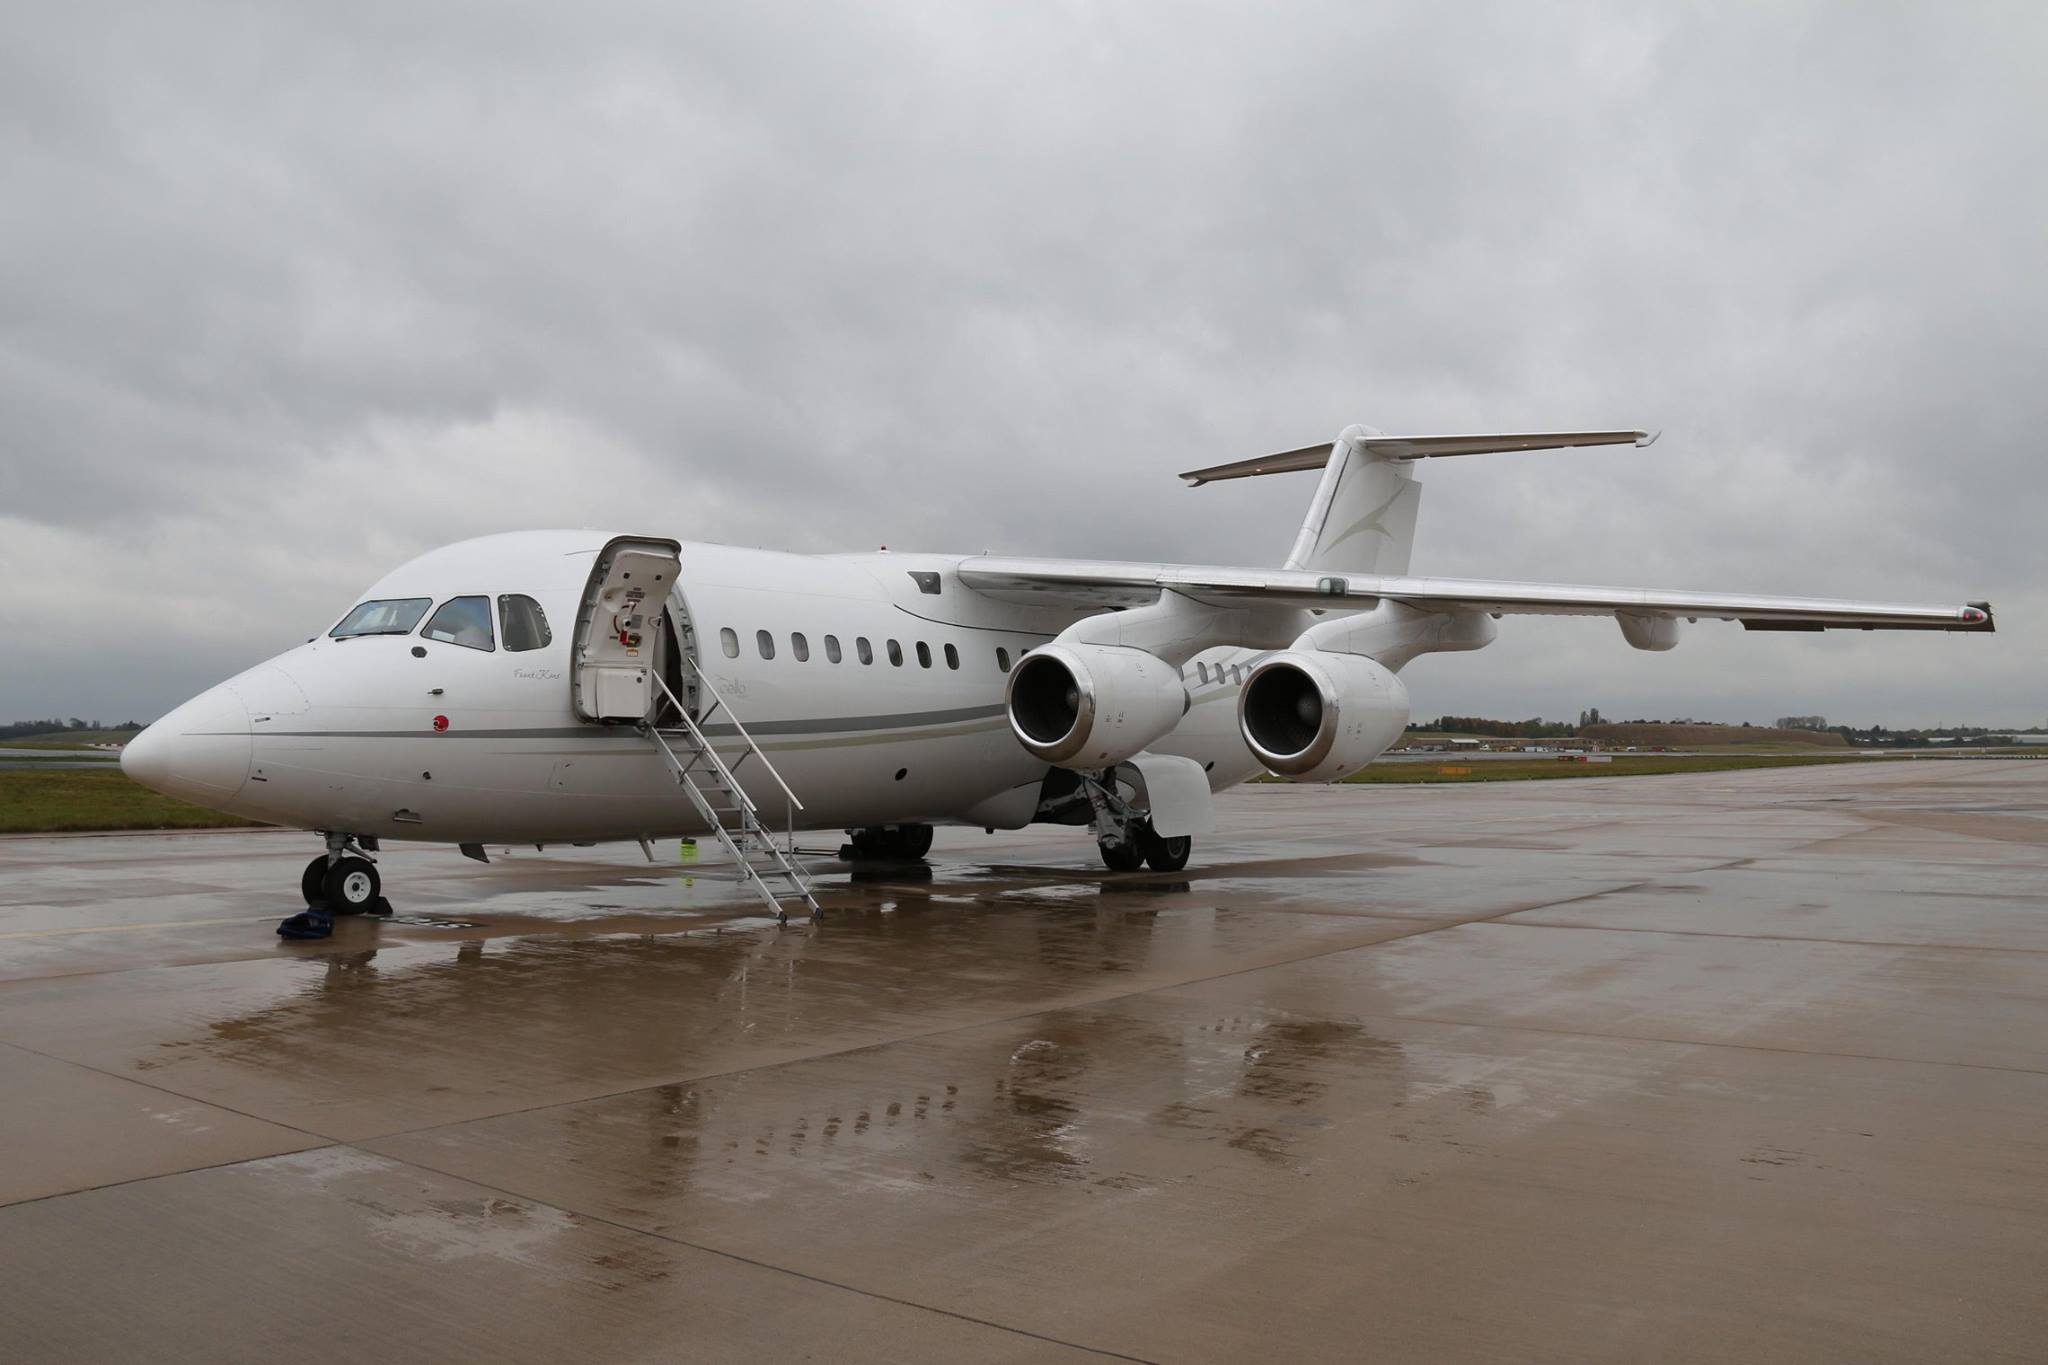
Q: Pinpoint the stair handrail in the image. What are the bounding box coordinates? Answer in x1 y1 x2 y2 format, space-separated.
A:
646 671 805 816
644 673 758 819
643 723 804 916
665 659 806 814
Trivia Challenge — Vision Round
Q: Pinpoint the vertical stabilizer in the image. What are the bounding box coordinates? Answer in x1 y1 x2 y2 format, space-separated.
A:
1283 425 1421 576
1177 423 1651 575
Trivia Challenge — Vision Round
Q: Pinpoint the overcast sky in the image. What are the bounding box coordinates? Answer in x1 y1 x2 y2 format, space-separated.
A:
2 2 2041 728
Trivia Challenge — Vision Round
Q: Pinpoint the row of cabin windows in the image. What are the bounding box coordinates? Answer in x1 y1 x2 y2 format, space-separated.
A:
327 595 553 654
710 626 1252 686
705 624 1257 686
719 628 1015 675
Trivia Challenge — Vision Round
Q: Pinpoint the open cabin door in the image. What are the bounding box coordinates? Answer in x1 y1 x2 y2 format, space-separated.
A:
572 536 683 723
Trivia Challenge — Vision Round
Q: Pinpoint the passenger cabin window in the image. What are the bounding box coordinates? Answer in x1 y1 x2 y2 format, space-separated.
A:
756 630 776 660
330 598 431 639
887 639 904 666
825 634 842 663
720 627 739 658
916 641 932 668
857 637 874 665
996 647 1011 673
792 632 810 662
498 595 552 652
421 596 495 651
944 643 959 670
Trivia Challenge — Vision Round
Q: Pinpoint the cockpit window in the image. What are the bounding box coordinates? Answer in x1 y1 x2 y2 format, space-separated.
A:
329 598 432 639
422 596 496 651
498 595 552 652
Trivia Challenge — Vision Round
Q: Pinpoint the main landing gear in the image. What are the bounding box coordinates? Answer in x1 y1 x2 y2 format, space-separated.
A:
1079 771 1192 874
1097 820 1192 873
279 834 390 939
841 824 935 862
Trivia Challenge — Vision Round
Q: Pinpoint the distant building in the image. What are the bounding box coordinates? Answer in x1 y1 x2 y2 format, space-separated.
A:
1776 715 1828 731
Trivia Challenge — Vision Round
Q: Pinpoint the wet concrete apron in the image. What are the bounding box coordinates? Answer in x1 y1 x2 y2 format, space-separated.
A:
2 761 2046 1362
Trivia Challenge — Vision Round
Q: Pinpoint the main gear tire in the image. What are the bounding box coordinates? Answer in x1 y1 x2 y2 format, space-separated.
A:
300 855 330 906
1098 837 1146 872
1140 827 1192 872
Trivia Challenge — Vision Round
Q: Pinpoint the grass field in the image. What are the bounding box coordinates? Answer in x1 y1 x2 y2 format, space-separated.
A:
1350 753 1869 784
0 770 267 833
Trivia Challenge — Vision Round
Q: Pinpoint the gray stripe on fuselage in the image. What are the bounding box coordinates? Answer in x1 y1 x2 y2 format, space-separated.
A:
229 703 1008 742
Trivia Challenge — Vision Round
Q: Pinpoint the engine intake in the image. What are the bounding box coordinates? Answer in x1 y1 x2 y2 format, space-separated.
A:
1239 651 1410 781
1007 644 1188 768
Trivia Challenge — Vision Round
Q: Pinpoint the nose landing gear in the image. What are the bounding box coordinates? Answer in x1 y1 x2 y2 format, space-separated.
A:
279 834 391 939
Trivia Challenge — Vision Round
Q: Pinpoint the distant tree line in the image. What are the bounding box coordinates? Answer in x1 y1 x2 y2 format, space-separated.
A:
1829 724 2038 748
0 718 144 740
1407 714 2043 748
1419 716 1581 738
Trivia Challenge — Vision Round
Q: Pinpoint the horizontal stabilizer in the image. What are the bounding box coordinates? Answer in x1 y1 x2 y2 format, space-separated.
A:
1180 429 1656 486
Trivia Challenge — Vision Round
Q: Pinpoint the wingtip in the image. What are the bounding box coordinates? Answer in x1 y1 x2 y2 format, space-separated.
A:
1636 429 1662 448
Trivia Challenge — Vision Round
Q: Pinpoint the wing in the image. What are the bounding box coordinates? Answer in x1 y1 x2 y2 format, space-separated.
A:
956 556 1994 632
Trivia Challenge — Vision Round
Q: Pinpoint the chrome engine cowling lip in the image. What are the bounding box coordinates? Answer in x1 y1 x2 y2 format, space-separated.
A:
1240 654 1342 775
1006 644 1097 764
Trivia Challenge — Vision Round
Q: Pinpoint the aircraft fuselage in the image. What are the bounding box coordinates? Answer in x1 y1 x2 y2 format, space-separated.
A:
123 531 1268 845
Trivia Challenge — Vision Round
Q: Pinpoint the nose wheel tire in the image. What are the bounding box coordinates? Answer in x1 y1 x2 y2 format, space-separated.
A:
300 856 330 907
321 857 381 915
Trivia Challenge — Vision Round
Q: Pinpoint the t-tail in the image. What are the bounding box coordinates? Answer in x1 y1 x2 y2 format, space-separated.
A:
1180 424 1658 575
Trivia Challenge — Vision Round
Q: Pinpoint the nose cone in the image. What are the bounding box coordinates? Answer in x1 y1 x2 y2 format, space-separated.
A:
121 685 253 804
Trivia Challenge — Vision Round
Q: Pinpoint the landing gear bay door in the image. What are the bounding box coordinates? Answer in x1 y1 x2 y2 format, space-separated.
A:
572 536 683 723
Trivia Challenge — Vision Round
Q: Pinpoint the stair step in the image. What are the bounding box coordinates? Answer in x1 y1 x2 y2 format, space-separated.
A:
641 684 815 924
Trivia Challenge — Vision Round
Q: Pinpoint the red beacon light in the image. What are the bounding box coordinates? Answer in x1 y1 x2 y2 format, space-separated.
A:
432 715 450 732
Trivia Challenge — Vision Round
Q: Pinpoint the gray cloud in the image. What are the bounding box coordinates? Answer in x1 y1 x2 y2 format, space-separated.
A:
2 2 2041 727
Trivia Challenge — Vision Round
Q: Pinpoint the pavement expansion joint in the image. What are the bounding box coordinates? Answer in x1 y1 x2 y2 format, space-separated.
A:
343 1142 1167 1365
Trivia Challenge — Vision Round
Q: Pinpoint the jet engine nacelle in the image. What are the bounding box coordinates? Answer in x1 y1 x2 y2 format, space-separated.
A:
1239 650 1411 782
1006 643 1189 768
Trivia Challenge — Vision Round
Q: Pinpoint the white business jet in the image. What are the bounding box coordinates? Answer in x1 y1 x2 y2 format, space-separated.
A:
122 426 1992 923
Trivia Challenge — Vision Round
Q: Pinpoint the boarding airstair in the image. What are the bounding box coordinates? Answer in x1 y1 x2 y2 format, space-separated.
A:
640 666 822 926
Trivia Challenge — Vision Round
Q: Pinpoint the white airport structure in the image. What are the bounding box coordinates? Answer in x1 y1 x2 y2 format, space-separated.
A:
121 426 1993 924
